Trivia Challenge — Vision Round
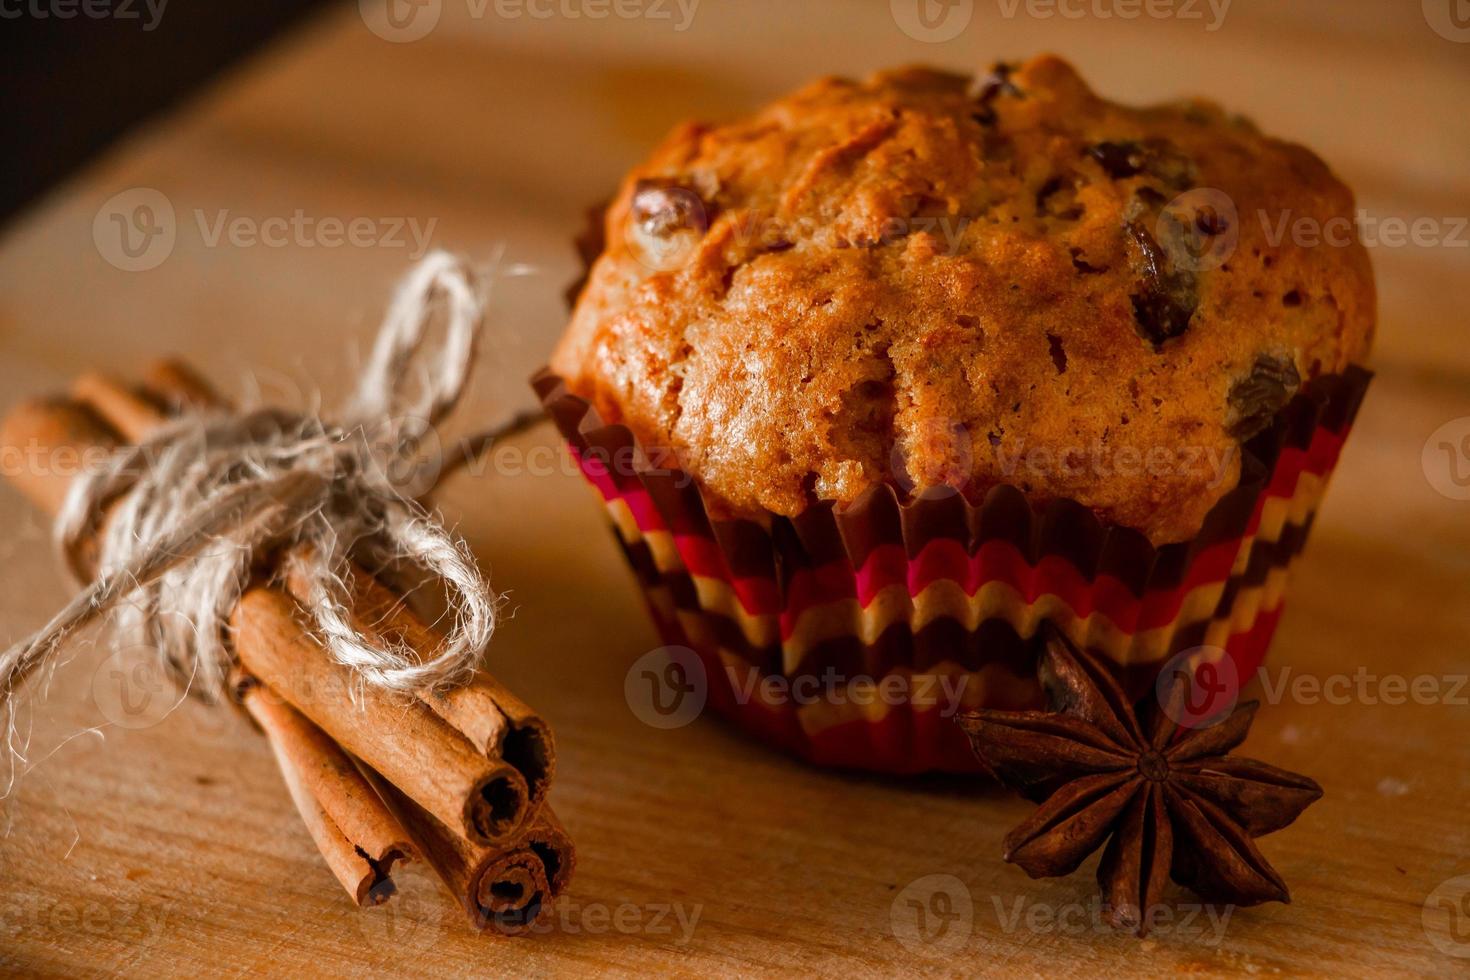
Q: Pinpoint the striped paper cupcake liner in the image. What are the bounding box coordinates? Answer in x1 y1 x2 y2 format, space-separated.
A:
534 366 1371 773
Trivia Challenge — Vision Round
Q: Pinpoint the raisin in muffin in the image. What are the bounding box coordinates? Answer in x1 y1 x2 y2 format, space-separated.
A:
551 54 1374 544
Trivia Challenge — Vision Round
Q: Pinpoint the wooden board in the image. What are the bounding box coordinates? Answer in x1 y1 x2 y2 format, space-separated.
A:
2 1 1468 975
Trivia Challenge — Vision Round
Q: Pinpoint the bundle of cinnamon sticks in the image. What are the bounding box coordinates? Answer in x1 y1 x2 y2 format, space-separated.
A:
0 361 572 935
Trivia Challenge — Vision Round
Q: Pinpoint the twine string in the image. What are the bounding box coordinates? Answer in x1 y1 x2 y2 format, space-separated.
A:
1 251 539 795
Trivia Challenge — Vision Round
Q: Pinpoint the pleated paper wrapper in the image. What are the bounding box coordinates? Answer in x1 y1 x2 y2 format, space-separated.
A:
535 366 1371 774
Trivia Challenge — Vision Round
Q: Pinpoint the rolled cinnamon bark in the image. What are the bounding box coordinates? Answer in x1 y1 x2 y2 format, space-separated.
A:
366 769 574 935
71 371 170 446
242 683 414 905
420 671 555 814
7 378 538 846
230 588 531 847
0 398 117 546
129 363 556 831
1 396 423 904
521 807 575 899
140 358 223 416
6 366 577 936
284 563 556 813
76 371 546 846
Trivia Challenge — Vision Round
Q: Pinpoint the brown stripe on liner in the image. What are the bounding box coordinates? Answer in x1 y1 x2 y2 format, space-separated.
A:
617 536 660 588
903 488 971 559
636 466 693 537
624 519 1315 682
835 485 904 567
1164 619 1212 658
599 443 1332 682
1239 517 1314 591
661 599 1251 709
687 612 1043 683
710 518 778 584
1205 518 1314 623
787 502 843 567
1037 496 1108 577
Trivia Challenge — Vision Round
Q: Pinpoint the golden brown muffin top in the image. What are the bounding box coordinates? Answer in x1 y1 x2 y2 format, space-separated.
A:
552 55 1375 543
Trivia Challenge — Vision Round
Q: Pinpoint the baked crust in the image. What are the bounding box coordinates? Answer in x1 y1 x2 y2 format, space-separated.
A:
552 55 1375 544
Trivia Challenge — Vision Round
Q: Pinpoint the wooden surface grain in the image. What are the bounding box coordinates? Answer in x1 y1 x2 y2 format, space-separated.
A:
1 1 1468 975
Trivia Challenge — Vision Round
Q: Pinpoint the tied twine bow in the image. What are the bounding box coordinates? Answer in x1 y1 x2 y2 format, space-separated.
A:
1 251 534 790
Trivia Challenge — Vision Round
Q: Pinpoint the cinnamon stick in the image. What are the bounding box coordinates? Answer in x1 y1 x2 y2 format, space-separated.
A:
128 359 559 805
140 358 224 416
2 395 425 904
5 366 578 925
229 587 531 846
0 398 117 560
284 563 556 813
123 363 556 821
89 366 554 837
71 371 169 446
8 379 539 846
1 396 437 908
242 682 414 905
365 768 574 935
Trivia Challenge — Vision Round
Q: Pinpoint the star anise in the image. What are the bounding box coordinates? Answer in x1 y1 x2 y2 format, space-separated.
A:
958 624 1323 936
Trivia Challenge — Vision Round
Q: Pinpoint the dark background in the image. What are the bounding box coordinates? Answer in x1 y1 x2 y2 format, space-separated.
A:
0 0 335 225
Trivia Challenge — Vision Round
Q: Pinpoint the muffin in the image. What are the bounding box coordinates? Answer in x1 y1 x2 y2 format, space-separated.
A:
537 55 1373 773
